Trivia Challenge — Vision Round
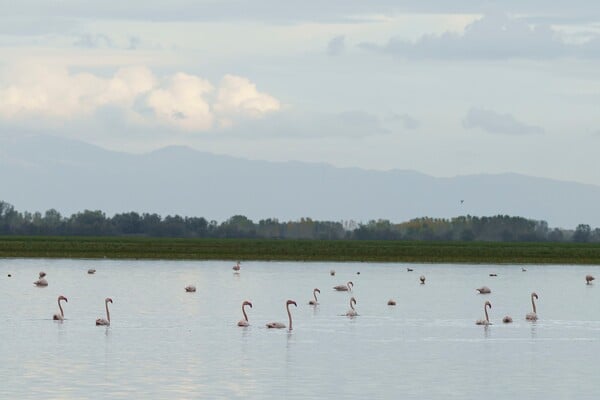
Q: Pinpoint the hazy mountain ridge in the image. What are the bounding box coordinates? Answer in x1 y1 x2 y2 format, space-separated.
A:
1 134 599 228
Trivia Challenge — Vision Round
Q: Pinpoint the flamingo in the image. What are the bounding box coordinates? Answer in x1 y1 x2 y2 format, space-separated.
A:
586 275 595 285
476 286 491 294
237 301 253 327
34 271 48 287
308 288 320 305
96 298 113 326
419 275 426 284
88 269 96 274
232 261 241 272
525 292 539 321
502 315 513 323
333 281 353 291
53 295 68 321
476 300 492 325
266 300 297 330
387 299 396 306
346 297 358 317
185 285 196 292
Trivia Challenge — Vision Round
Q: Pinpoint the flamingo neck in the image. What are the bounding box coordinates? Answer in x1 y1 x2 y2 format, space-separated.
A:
532 296 537 314
484 304 489 323
313 290 318 303
58 298 64 317
105 301 111 323
242 304 248 322
350 300 355 311
287 304 293 330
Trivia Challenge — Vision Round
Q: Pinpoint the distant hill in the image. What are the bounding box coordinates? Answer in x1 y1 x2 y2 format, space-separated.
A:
1 134 599 228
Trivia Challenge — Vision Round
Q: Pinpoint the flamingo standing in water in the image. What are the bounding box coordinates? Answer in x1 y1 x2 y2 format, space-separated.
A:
476 300 492 325
96 298 113 326
346 297 358 317
34 271 48 287
308 288 320 305
525 292 539 321
387 299 396 306
586 275 595 285
502 315 513 323
476 286 491 294
237 301 253 327
333 281 353 291
232 261 241 272
266 300 297 330
53 295 68 321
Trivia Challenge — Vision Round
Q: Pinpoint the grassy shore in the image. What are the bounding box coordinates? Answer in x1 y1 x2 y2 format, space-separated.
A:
1 236 600 264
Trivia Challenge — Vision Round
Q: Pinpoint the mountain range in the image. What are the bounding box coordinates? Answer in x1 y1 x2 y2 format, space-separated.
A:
1 134 598 228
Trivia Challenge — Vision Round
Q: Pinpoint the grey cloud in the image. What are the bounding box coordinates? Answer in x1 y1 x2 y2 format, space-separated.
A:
3 1 600 24
462 107 544 135
327 36 346 56
72 33 142 50
360 12 580 60
386 113 420 130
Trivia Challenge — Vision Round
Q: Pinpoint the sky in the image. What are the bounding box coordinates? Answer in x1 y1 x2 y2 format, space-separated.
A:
1 1 600 185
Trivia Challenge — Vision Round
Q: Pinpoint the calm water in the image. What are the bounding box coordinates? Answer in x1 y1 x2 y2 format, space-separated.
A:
1 259 600 399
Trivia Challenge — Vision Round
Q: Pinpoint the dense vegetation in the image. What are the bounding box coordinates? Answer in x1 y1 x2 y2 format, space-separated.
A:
1 236 600 264
0 200 598 242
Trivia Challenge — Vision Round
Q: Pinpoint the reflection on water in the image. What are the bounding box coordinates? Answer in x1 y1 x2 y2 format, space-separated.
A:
1 259 600 399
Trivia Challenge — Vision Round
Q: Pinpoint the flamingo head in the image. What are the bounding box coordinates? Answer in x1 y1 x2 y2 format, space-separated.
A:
243 301 253 308
314 288 321 294
39 271 46 278
105 298 113 304
287 300 297 307
485 300 492 308
532 292 538 300
58 295 68 302
350 297 357 306
347 281 354 289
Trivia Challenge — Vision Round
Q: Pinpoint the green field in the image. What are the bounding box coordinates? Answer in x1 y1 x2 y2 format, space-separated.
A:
1 236 600 264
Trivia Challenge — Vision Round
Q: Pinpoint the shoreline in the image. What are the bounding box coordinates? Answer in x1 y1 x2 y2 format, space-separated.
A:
1 236 600 264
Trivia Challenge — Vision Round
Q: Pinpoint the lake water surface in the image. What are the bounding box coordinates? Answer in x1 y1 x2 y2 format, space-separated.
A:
1 259 599 399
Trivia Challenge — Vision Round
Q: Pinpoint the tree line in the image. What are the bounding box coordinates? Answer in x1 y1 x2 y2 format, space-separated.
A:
0 200 598 242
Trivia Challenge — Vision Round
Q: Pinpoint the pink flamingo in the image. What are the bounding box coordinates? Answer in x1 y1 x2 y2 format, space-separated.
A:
476 286 491 294
232 261 241 272
502 315 513 323
237 301 253 327
34 271 48 287
586 275 595 285
266 300 297 330
308 288 320 305
346 297 358 317
476 300 492 325
53 295 68 321
96 298 113 326
526 292 539 321
333 281 353 291
387 299 396 306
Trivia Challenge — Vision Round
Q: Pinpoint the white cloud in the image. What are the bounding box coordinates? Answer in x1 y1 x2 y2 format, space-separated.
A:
462 107 544 135
213 74 281 128
0 65 281 132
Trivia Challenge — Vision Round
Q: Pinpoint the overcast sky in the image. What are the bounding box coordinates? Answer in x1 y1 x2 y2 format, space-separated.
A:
1 1 600 185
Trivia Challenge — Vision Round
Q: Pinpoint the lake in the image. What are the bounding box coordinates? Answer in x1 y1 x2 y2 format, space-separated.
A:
1 258 599 399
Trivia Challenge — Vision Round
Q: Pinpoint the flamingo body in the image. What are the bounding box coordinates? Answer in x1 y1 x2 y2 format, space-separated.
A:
88 269 96 274
237 301 252 327
525 292 539 321
308 288 320 305
476 286 491 294
96 298 113 326
333 281 353 291
586 275 595 284
266 300 297 330
346 297 358 317
387 299 396 306
185 285 196 292
53 295 68 321
476 301 492 325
